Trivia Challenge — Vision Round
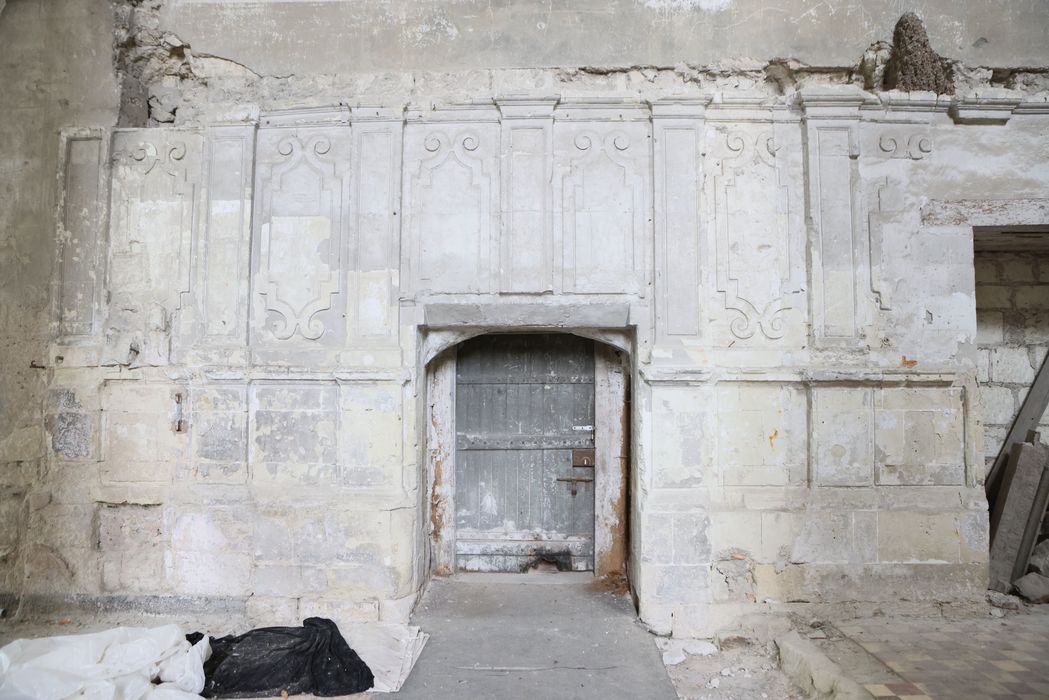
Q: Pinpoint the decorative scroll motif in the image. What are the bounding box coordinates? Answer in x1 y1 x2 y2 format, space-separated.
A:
713 130 798 340
878 133 933 160
256 134 344 341
122 141 188 176
107 133 199 364
559 130 645 294
408 130 493 294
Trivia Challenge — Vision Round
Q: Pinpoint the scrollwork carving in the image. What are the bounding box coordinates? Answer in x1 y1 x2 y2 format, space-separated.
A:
713 129 799 341
255 131 345 342
878 133 933 160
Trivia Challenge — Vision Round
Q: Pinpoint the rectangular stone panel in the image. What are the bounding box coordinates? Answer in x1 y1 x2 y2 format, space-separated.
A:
811 126 860 341
874 387 965 485
352 122 401 340
813 386 874 486
404 123 499 294
716 383 807 486
655 121 701 338
251 121 351 346
501 123 551 293
554 121 649 295
250 382 338 485
201 125 254 342
190 384 248 484
338 382 403 488
650 385 715 488
101 382 187 484
58 132 106 337
706 120 805 345
106 131 203 366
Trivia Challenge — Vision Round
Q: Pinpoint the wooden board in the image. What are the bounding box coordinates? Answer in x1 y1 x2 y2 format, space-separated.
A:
989 438 1049 592
987 352 1049 504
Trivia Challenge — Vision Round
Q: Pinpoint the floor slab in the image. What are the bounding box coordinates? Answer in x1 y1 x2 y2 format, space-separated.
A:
395 574 677 700
818 607 1049 700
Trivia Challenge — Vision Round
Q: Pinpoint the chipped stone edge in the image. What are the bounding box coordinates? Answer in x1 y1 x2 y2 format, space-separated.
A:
775 631 874 700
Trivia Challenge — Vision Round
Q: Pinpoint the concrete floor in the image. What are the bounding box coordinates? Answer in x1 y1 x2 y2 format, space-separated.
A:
395 572 678 700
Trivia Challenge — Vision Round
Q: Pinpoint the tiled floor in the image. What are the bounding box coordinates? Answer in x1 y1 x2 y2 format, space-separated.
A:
835 610 1049 700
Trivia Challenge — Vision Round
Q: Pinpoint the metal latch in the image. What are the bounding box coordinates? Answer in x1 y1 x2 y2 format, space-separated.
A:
556 475 594 496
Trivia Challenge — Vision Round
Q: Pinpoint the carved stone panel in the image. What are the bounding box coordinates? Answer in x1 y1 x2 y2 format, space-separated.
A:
56 131 107 339
810 125 862 341
554 123 649 295
708 124 805 343
200 125 255 344
106 131 203 366
404 124 499 295
500 108 554 294
350 115 402 343
653 104 705 339
251 125 351 346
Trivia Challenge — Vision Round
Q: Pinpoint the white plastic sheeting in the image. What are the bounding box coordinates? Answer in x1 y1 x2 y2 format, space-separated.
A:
0 620 427 698
0 625 210 700
341 623 428 693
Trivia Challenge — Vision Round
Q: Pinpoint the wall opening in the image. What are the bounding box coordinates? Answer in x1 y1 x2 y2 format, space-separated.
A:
973 228 1049 476
424 331 631 583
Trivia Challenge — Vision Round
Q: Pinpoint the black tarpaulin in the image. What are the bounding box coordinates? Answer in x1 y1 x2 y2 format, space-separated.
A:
187 617 374 698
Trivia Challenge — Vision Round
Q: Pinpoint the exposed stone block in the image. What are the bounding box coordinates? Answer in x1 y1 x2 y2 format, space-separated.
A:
977 311 1005 344
981 386 1018 426
173 550 252 596
716 384 806 487
1027 538 1049 576
1015 286 1049 310
790 513 863 565
874 388 965 485
974 257 999 285
247 595 300 626
814 387 873 487
975 286 1012 309
877 512 960 563
1014 572 1049 603
98 504 162 551
194 412 247 462
671 513 712 566
47 412 94 460
991 347 1036 383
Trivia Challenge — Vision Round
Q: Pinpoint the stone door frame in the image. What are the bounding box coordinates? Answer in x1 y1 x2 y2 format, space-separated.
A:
423 322 632 579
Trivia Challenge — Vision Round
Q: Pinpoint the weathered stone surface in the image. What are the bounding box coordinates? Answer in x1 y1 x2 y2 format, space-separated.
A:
7 0 1049 641
1028 538 1049 576
987 589 1022 610
1014 572 1049 603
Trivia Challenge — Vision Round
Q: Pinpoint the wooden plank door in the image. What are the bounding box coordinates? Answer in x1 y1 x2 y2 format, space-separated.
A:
454 333 596 572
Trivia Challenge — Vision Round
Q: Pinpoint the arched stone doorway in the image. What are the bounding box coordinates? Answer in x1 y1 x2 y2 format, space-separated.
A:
425 331 630 579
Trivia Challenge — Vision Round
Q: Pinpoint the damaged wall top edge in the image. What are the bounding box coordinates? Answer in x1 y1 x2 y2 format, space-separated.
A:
156 0 1049 76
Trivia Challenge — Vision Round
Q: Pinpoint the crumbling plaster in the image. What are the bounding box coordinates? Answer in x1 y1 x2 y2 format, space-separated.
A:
2 0 1049 637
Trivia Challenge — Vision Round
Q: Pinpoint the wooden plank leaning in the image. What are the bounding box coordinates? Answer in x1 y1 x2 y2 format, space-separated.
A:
986 351 1049 505
988 432 1049 593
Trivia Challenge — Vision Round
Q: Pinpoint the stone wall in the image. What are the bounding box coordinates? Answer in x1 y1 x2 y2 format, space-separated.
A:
976 252 1049 467
0 0 119 611
3 0 1049 638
